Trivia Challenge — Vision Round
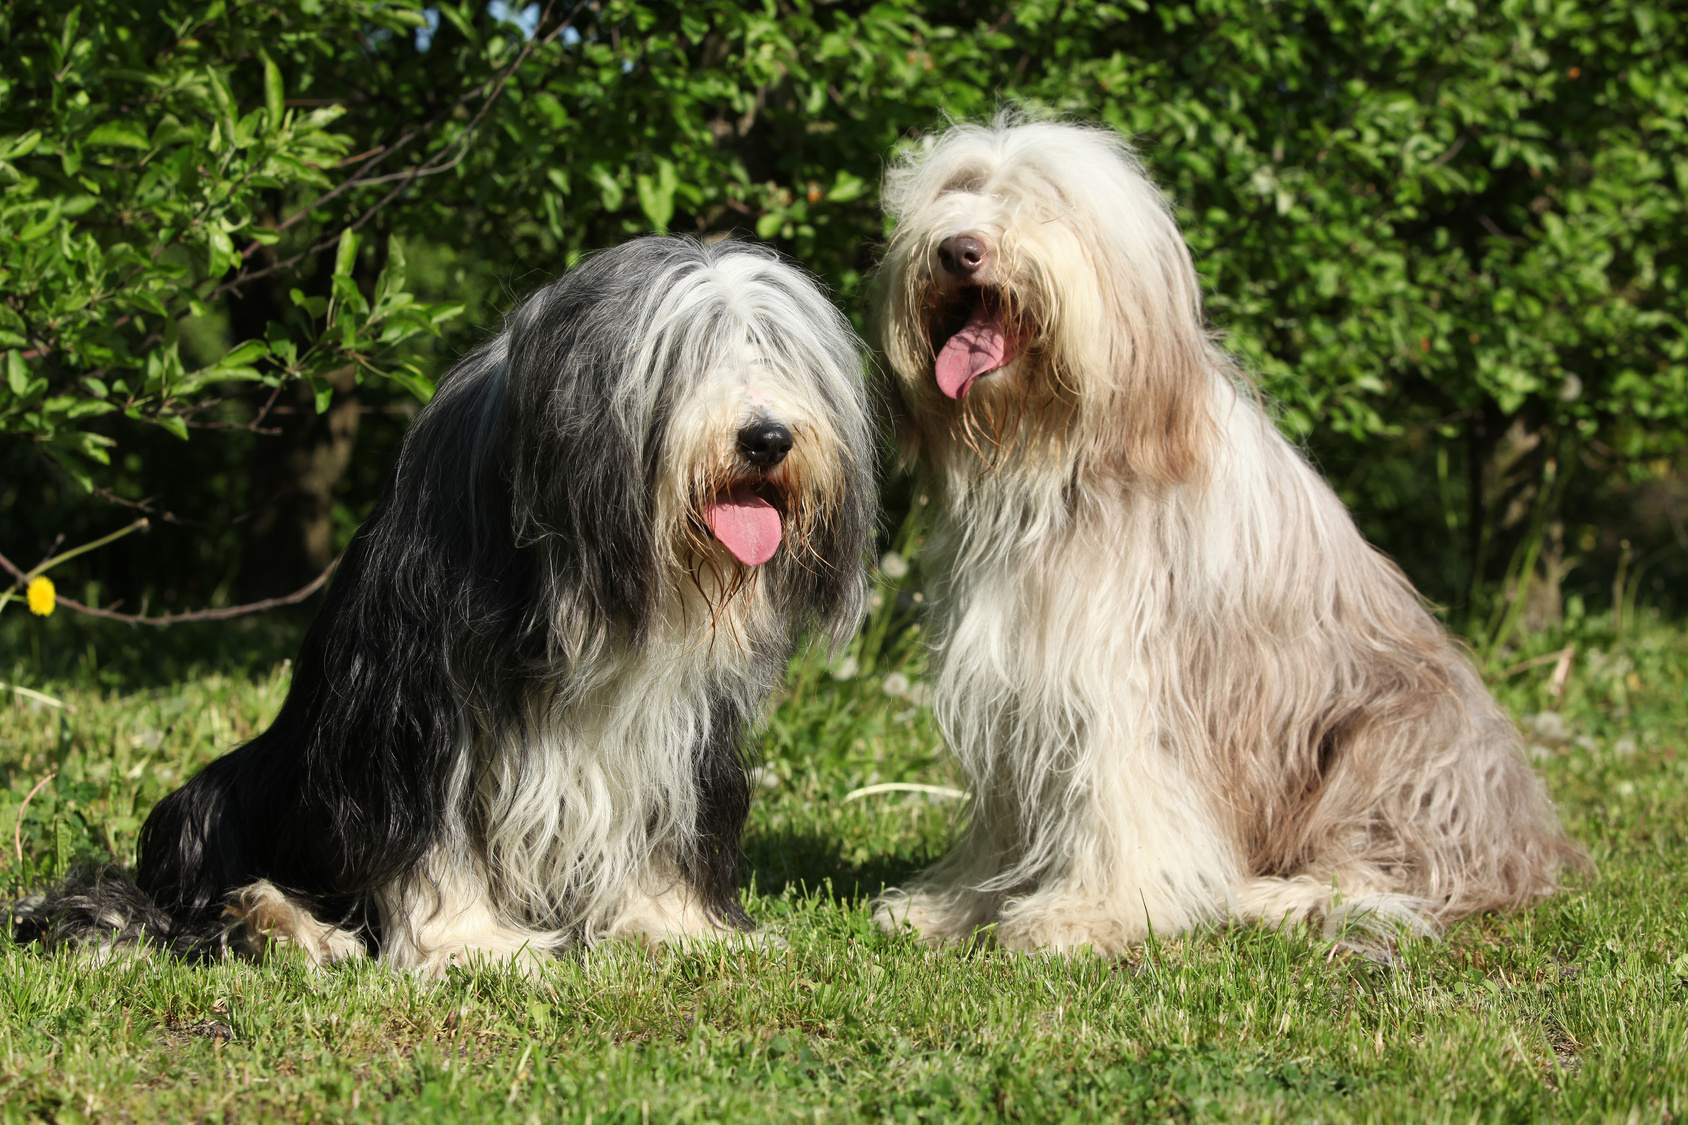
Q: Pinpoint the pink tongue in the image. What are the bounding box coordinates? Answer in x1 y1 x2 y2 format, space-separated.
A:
934 302 1012 399
703 490 782 566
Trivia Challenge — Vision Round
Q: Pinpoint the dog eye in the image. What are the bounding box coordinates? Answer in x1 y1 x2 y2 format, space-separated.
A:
941 175 985 195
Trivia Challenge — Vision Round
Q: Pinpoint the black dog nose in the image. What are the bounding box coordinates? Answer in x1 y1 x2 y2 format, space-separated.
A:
738 422 793 467
938 234 990 276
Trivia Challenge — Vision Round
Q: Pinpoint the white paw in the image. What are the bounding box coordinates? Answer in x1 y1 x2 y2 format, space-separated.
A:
995 910 1142 957
873 888 994 945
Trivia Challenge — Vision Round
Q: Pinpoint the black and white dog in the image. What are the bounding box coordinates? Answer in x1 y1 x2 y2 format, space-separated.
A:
20 237 873 973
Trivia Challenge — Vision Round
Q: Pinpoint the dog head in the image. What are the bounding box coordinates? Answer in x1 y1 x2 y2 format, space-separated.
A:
876 115 1215 485
489 236 873 650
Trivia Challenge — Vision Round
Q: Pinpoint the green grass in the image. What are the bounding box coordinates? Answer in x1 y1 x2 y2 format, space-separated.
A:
2 602 1686 1123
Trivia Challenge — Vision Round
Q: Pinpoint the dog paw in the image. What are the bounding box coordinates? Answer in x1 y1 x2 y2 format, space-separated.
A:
608 919 783 952
872 888 992 945
223 881 366 967
425 943 556 979
994 912 1138 957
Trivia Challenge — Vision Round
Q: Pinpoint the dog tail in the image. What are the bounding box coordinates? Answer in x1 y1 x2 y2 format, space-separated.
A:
9 863 226 962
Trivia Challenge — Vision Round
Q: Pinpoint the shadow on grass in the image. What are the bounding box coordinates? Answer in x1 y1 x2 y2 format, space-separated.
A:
743 826 938 905
2 608 311 691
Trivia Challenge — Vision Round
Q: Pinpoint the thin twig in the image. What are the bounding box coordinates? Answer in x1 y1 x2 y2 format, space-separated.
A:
249 382 287 432
218 0 584 300
1498 645 1575 679
1548 645 1576 706
1478 213 1524 244
88 487 275 528
27 520 150 580
33 534 66 573
36 559 339 627
15 772 58 867
0 540 339 626
1429 133 1468 168
258 126 432 242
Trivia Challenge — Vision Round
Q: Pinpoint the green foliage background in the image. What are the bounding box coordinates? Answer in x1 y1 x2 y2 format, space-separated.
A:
2 0 1685 626
3 9 1687 1116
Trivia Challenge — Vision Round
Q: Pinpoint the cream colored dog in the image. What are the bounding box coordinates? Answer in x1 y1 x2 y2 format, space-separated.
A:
872 116 1584 955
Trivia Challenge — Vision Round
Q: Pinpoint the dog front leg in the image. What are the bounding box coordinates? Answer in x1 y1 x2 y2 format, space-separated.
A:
872 817 1007 945
602 858 757 946
992 738 1236 956
373 856 561 976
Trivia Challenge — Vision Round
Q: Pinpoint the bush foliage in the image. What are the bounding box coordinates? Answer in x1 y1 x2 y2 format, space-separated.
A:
2 0 1684 621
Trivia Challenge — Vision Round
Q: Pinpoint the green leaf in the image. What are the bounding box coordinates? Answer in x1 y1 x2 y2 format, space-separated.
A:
333 228 358 278
205 66 235 118
827 170 866 203
206 228 236 277
636 158 679 233
85 121 150 149
233 109 264 149
262 52 285 131
290 289 329 319
385 361 437 404
16 201 63 243
6 351 29 397
221 340 270 367
589 166 625 212
385 236 407 293
0 130 43 160
50 429 115 464
332 273 368 317
265 320 299 367
41 444 97 492
205 67 238 148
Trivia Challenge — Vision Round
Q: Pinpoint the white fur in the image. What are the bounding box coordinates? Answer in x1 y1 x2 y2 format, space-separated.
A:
873 117 1581 956
369 248 868 973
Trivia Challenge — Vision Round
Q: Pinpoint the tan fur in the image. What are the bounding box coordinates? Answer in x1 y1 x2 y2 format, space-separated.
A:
223 880 368 967
871 115 1586 955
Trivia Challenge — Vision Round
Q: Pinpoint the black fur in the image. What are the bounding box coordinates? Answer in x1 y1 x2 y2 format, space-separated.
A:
13 236 872 963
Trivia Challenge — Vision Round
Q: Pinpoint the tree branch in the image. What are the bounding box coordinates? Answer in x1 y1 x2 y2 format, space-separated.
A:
218 0 587 300
0 546 339 626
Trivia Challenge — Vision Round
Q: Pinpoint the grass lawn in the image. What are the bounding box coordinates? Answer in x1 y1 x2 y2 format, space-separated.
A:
2 596 1685 1123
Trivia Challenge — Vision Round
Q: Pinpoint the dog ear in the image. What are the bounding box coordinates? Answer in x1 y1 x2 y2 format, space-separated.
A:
876 359 923 467
1086 228 1216 487
818 448 877 651
1110 317 1213 486
504 283 660 645
865 256 930 468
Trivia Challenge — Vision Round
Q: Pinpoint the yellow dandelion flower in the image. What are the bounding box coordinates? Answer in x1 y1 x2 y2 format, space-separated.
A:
26 576 56 617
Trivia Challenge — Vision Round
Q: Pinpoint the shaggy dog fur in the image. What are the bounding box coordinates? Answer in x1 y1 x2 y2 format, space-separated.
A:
871 117 1585 955
15 236 874 973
